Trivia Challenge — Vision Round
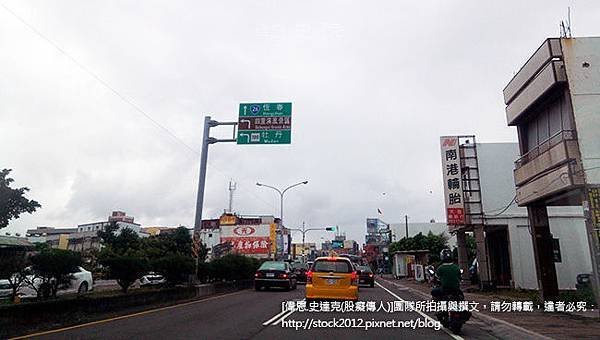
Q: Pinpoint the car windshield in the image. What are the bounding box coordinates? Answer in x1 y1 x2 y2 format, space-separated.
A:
291 263 307 269
358 266 372 273
259 262 286 271
313 260 352 273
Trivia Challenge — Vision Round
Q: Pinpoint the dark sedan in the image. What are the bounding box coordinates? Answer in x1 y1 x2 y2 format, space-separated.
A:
291 262 309 283
357 265 375 287
254 261 297 291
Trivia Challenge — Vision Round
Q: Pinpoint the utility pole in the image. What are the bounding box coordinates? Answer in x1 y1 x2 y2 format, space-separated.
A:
194 116 238 232
405 215 409 239
302 221 306 258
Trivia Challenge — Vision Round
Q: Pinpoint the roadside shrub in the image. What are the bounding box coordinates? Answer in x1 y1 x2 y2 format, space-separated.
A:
197 261 210 283
209 254 260 281
100 255 148 293
152 254 194 285
560 289 596 308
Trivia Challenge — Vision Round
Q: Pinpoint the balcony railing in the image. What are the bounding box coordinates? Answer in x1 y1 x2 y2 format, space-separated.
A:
515 130 577 169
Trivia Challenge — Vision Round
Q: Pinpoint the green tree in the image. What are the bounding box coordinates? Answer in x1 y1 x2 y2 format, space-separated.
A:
171 227 192 256
0 169 41 229
98 223 142 257
101 255 148 293
466 233 477 262
30 249 82 298
0 253 28 302
389 231 449 264
97 221 120 247
197 240 208 263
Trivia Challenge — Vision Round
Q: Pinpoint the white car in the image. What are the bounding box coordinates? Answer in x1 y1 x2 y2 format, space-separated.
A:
19 266 94 297
0 279 12 299
140 272 166 287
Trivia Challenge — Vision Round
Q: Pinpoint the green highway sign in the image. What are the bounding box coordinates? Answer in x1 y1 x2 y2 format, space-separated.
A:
239 103 292 117
237 102 292 145
237 130 291 145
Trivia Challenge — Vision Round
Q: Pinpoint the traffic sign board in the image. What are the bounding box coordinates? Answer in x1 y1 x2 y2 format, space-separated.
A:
237 130 291 145
237 102 292 145
239 102 291 117
238 116 291 131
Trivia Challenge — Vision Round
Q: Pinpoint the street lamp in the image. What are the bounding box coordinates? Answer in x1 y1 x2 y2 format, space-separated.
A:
256 180 308 258
255 180 308 227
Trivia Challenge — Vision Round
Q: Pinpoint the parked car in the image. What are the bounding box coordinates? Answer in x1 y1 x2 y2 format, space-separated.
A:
356 265 375 287
576 273 593 291
19 266 94 297
291 262 309 283
306 256 358 302
0 279 12 299
140 272 166 287
254 261 297 291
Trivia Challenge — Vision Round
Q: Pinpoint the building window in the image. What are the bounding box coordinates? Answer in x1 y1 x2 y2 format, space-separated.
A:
208 234 212 238
553 238 562 263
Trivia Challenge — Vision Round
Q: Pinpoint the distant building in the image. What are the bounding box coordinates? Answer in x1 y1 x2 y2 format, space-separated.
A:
199 213 278 259
141 226 179 236
0 235 34 257
292 243 316 259
28 211 147 252
26 226 78 247
108 211 135 223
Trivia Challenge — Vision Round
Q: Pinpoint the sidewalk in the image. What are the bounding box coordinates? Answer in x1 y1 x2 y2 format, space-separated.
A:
378 275 600 339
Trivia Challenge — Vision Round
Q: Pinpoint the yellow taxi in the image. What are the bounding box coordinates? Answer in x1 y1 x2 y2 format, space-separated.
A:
305 256 359 302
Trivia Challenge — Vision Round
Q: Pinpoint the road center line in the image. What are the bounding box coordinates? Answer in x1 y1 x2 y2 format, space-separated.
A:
375 281 464 340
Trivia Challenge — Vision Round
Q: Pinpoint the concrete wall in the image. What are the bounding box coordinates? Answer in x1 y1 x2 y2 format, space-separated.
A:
562 37 600 184
478 143 592 290
485 206 592 290
199 229 220 250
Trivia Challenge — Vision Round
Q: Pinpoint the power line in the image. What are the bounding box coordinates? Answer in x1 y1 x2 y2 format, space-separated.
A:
488 165 600 216
487 195 517 216
0 3 200 156
1 3 277 213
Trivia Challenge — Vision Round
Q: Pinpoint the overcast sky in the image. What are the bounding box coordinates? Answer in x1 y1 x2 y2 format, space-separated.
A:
1 0 599 245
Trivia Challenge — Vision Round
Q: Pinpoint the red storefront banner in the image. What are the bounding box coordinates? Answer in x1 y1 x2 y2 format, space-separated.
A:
221 236 270 254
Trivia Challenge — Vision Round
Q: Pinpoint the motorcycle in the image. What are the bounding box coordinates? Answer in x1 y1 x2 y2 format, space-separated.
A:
429 268 471 334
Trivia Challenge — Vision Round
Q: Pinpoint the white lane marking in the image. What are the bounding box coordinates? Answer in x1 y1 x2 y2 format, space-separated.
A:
376 281 464 340
272 309 295 325
262 298 304 326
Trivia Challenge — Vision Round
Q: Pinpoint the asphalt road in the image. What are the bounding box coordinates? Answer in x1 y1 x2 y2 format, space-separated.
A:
23 279 499 340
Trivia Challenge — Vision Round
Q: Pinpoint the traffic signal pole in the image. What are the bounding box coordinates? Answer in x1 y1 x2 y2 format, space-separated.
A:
194 116 238 233
288 225 335 260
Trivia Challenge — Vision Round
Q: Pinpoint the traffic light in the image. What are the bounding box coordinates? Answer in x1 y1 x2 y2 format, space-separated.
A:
325 226 336 232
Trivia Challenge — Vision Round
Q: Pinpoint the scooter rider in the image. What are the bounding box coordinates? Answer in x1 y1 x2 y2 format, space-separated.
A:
431 249 461 299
